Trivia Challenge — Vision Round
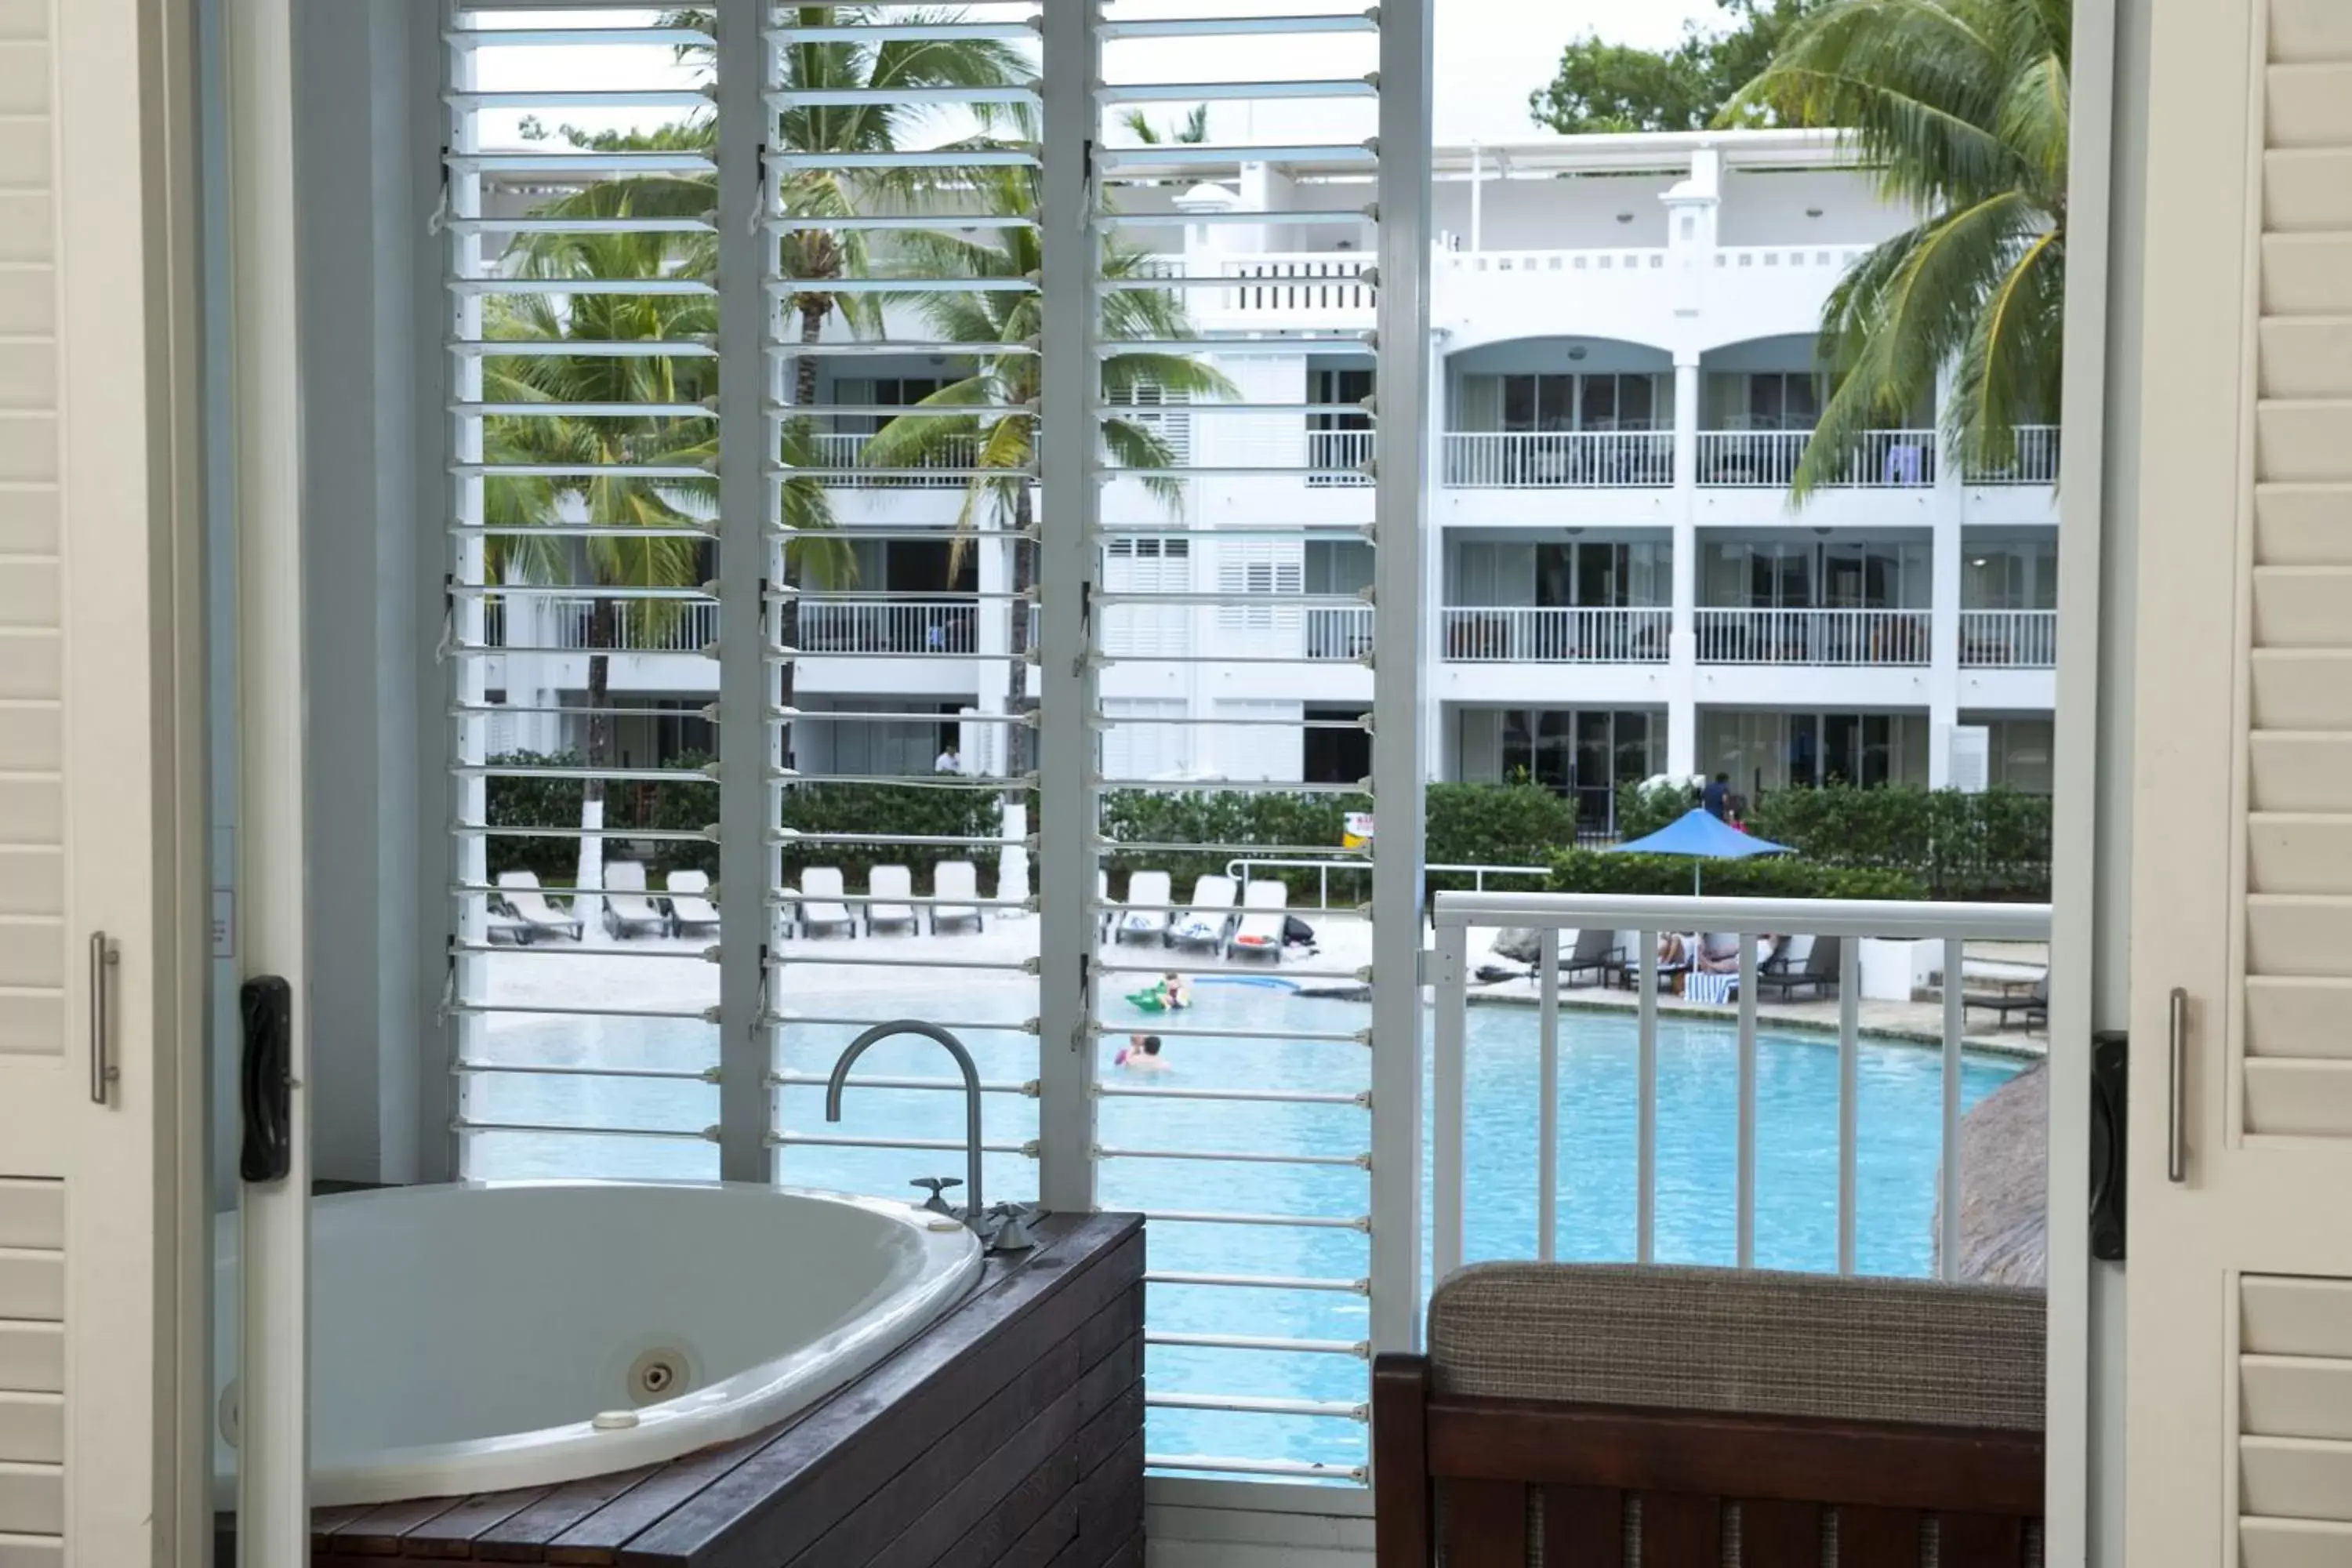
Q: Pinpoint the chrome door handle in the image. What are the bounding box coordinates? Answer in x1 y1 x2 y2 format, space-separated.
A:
89 932 120 1106
2167 987 2188 1183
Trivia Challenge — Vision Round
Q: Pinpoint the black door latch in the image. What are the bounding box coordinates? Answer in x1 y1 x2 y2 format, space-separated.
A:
239 977 293 1183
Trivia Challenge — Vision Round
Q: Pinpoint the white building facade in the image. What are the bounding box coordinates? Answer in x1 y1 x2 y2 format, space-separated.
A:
485 128 2059 833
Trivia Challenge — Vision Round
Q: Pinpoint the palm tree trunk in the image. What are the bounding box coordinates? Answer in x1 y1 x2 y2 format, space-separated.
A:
579 597 615 931
796 299 826 412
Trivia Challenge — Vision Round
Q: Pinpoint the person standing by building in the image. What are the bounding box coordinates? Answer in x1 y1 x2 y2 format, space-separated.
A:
1703 772 1731 820
935 743 960 775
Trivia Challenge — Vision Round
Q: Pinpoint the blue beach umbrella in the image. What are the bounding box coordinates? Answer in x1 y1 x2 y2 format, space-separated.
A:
1610 808 1794 895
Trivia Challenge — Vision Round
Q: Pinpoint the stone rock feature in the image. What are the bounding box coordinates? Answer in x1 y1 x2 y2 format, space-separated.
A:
1934 1061 2049 1287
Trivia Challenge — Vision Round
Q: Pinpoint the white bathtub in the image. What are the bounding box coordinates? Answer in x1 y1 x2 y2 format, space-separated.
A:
211 1181 984 1507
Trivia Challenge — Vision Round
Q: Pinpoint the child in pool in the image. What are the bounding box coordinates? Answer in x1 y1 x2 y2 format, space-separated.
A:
1161 972 1190 1009
1115 1034 1170 1073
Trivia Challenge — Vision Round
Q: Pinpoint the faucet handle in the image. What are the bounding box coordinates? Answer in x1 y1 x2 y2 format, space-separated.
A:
911 1176 963 1215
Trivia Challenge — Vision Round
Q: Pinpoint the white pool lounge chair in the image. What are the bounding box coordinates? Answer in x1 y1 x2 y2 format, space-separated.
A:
798 867 855 938
1224 880 1288 961
665 869 720 938
601 860 667 940
496 870 583 941
865 865 919 935
1169 874 1239 951
1116 869 1172 945
931 861 984 934
485 906 537 946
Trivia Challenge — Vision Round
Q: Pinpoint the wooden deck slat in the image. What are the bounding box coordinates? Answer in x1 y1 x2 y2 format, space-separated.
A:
779 1345 1083 1568
394 1486 555 1558
864 1388 1083 1568
331 1495 471 1556
923 1439 1080 1568
625 1217 1142 1568
538 1429 778 1560
1936 1509 2025 1565
476 1465 663 1563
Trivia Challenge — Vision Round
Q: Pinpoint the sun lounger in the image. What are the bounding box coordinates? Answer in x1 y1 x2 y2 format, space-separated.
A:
1965 972 2049 1030
1116 869 1172 945
664 869 720 938
931 861 984 934
798 866 856 938
1169 874 1239 951
1559 927 1623 989
496 870 583 941
485 906 538 946
601 860 667 940
865 866 919 935
1756 935 1842 1000
1225 880 1288 960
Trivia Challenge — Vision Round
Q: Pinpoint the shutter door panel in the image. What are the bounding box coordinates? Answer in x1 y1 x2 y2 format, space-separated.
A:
2132 8 2352 1559
2244 1 2352 1135
0 1179 57 1543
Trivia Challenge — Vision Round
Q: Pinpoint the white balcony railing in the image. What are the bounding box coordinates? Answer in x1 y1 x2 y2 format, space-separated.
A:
1965 425 2061 485
1304 604 1374 661
1443 429 1675 488
808 430 979 488
797 597 980 655
1697 428 1939 488
1959 609 2058 669
1213 253 1377 319
1442 606 1671 664
486 597 718 655
1695 608 1931 666
1307 427 1375 487
1428 891 2052 1282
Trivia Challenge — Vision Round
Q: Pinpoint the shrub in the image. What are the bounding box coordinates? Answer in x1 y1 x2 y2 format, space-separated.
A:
1745 786 2050 900
1548 848 1925 902
1614 778 1698 840
485 750 719 883
1094 782 1577 903
1425 782 1578 893
779 782 1003 888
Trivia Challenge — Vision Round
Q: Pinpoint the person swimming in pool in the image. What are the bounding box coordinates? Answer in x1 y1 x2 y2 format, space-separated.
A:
1116 1034 1170 1073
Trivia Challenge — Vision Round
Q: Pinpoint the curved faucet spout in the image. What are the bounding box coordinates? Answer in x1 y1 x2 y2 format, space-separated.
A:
825 1020 984 1228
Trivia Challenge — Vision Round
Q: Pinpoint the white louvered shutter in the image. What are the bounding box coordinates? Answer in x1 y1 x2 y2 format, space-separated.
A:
442 5 730 1177
0 2 186 1560
2129 2 2352 1561
1072 0 1428 1490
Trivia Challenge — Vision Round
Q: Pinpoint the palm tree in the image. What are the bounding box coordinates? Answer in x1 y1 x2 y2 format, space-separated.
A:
1726 0 2067 496
481 225 844 881
859 169 1234 776
542 8 1038 410
1119 104 1210 147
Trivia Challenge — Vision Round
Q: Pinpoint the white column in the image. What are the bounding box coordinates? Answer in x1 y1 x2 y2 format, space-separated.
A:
1036 0 1103 1215
1927 365 1965 786
1371 0 1434 1360
1668 355 1700 778
1423 326 1448 783
713 0 774 1181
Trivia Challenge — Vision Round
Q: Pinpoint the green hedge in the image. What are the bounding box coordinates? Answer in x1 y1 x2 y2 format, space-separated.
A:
1096 781 1576 903
1548 848 1926 902
485 750 718 883
1609 781 2053 900
779 782 1003 887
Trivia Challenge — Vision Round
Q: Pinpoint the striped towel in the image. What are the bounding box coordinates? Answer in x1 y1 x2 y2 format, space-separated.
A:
1684 971 1739 1006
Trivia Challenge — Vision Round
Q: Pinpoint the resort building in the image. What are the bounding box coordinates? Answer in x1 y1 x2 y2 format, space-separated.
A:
479 128 2061 829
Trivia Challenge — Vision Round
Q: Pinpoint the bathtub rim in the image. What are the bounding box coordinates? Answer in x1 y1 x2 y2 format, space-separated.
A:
211 1178 988 1510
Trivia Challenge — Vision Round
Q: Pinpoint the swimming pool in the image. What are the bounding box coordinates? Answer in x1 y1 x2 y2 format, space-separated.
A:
463 978 2021 1479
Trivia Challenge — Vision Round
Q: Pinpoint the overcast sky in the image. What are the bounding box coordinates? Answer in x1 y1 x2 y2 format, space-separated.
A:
477 3 1730 147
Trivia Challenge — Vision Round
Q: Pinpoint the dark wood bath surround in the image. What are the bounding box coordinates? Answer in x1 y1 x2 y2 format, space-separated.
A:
219 1211 1145 1568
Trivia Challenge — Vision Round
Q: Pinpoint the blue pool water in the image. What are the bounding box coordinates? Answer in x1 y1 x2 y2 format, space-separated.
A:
464 980 2020 1478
